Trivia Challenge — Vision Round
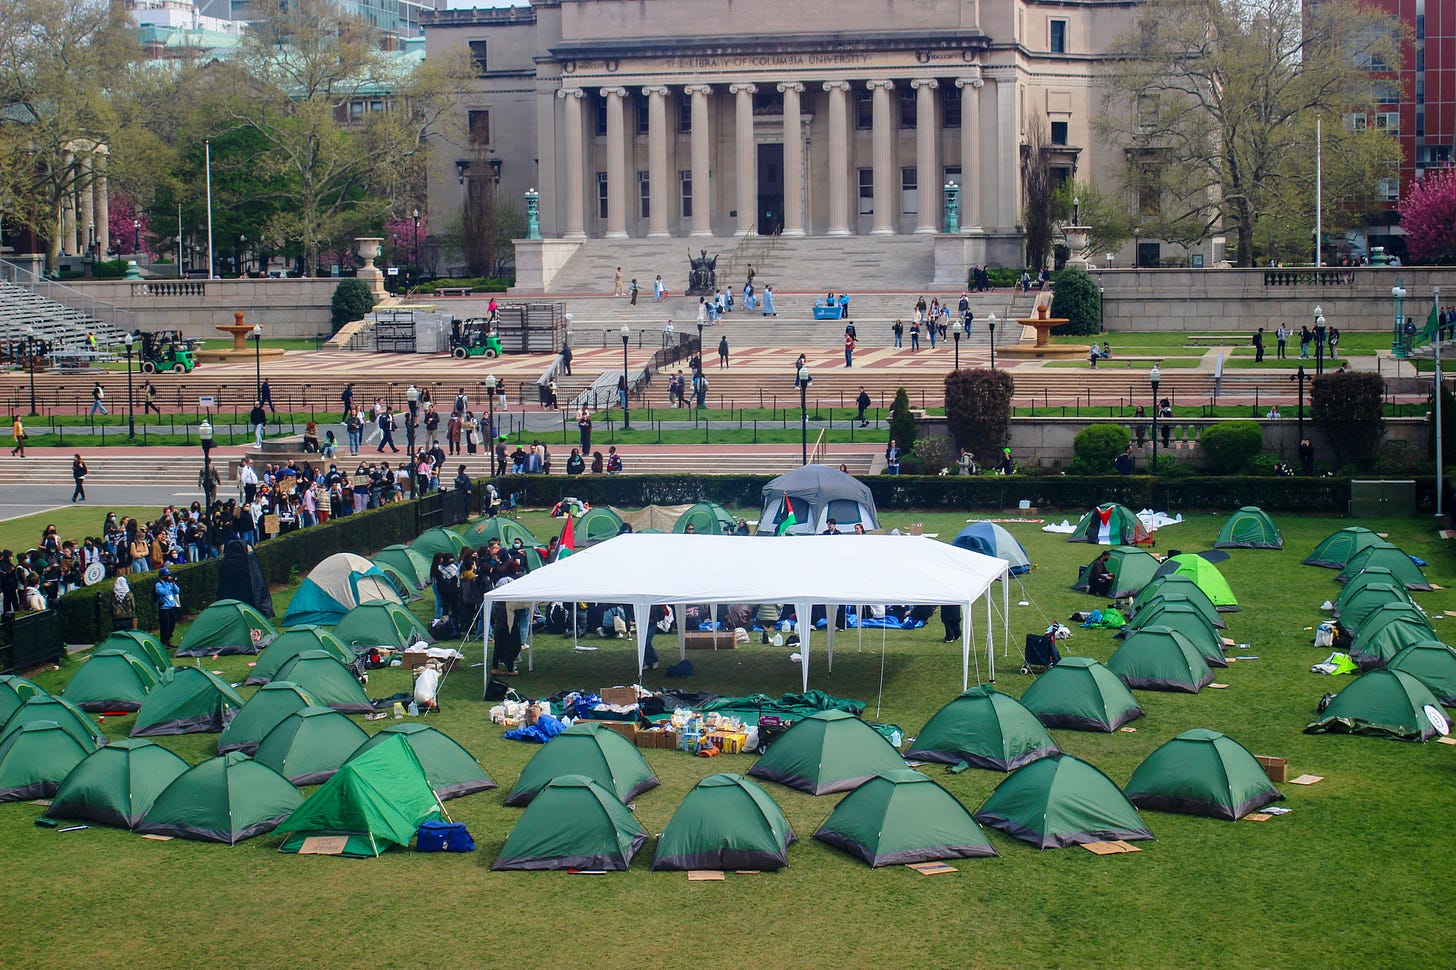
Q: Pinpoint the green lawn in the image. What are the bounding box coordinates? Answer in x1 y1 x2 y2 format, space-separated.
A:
4 509 1454 965
0 506 159 552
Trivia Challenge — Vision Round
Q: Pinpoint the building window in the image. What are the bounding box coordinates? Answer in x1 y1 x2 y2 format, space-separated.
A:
941 85 961 128
680 170 693 218
1050 120 1068 145
1379 178 1399 202
636 96 649 135
468 109 491 149
679 95 692 133
858 168 874 215
638 171 650 219
1375 112 1399 134
468 40 488 76
900 88 917 129
1050 19 1067 53
1372 81 1398 104
901 167 917 215
594 98 607 136
856 89 873 130
597 172 609 220
1345 112 1368 131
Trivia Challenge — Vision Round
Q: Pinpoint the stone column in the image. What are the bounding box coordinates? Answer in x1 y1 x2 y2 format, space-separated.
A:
867 79 895 235
686 84 713 237
61 152 76 256
643 85 671 237
912 79 939 234
94 147 110 254
981 75 1000 231
602 86 628 239
778 82 805 237
730 82 758 236
558 89 587 238
995 74 1019 231
78 152 95 255
956 74 983 233
823 81 851 236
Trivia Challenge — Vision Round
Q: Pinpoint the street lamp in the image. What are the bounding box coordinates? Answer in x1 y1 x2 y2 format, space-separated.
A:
697 318 704 358
1291 364 1307 445
798 364 812 465
1149 364 1162 474
412 207 421 292
485 373 497 472
124 333 136 439
987 313 998 370
952 320 963 371
200 416 214 507
1313 306 1326 375
1435 285 1445 518
23 327 37 416
250 324 262 406
620 323 631 430
133 218 140 254
1391 282 1407 356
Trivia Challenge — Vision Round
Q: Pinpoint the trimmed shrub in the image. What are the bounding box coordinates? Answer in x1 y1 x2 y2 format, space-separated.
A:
903 435 956 475
1071 424 1130 475
945 368 1015 467
887 387 917 454
1311 371 1386 470
1050 268 1101 336
331 278 375 330
1199 420 1264 474
1373 440 1435 476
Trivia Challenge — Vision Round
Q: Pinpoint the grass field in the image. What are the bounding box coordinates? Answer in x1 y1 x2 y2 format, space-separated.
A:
5 508 1454 966
0 506 159 553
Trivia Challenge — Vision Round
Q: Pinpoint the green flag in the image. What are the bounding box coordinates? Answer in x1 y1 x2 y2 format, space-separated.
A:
775 497 798 536
1418 306 1440 344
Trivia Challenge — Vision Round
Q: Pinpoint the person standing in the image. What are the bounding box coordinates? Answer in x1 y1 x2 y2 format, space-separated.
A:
1252 327 1265 363
250 400 267 448
1328 327 1340 359
1275 323 1289 360
70 454 88 502
844 330 855 367
239 457 259 503
10 415 25 458
154 567 181 649
910 320 920 350
613 265 624 297
346 407 363 456
941 604 962 643
406 383 420 416
90 381 107 416
856 387 871 427
1299 326 1311 359
110 576 136 632
1114 444 1134 475
885 439 901 475
560 342 573 376
892 319 903 349
629 278 639 305
577 407 593 454
718 334 730 369
762 285 776 316
1299 438 1315 476
653 274 665 301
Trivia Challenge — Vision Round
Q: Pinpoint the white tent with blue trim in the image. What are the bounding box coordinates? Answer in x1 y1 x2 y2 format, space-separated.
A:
282 553 402 627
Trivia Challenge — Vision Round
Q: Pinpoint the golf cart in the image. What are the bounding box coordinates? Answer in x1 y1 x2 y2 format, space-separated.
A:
450 318 502 359
139 330 197 373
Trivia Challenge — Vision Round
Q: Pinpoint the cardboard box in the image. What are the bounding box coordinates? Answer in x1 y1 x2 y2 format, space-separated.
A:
403 651 459 673
684 631 737 650
1255 755 1288 783
599 720 639 741
600 687 638 707
636 728 677 749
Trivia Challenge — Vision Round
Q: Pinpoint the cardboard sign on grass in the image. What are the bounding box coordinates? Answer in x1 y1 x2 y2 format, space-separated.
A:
687 870 725 881
1289 774 1324 786
1082 841 1141 855
297 836 349 855
906 861 958 875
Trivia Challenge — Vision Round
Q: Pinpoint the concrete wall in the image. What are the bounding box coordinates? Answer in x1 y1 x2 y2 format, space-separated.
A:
64 278 338 339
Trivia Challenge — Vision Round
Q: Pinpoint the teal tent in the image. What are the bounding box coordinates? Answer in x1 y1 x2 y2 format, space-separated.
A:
0 675 46 723
461 518 539 552
63 649 160 712
93 631 169 673
975 754 1154 849
271 652 375 714
576 506 627 545
1072 546 1161 598
130 667 245 736
1387 641 1456 705
45 738 190 829
373 543 436 588
1067 503 1144 545
673 502 738 535
505 722 658 806
1336 542 1434 592
282 553 401 627
1348 604 1437 671
1334 582 1414 633
1305 527 1381 569
1213 507 1283 549
1107 626 1217 693
174 599 278 657
1130 575 1227 628
331 602 430 651
411 527 466 559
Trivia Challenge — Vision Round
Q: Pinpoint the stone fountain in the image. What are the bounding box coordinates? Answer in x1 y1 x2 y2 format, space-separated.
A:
998 296 1090 360
194 310 288 363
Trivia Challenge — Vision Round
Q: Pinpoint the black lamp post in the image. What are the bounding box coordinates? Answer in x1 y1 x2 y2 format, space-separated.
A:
251 324 262 406
1149 364 1162 474
133 218 140 254
200 416 214 506
987 313 997 370
798 364 812 465
620 324 631 430
124 333 136 439
697 320 704 358
952 319 963 371
412 207 421 291
1291 364 1307 443
24 329 37 416
485 373 497 468
1313 305 1326 376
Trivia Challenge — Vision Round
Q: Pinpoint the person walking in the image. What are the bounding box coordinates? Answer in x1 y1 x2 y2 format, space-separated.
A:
10 415 26 458
844 330 856 367
70 453 88 502
1252 327 1265 363
259 378 276 414
856 388 871 427
143 380 161 415
90 381 107 416
250 400 267 448
718 334 730 369
341 382 355 422
378 406 400 453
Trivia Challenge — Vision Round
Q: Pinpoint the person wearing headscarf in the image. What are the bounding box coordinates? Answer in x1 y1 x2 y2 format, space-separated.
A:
111 576 136 631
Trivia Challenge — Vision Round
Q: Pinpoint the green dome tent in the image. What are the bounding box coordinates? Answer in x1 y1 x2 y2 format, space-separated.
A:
1387 641 1456 706
2 695 106 749
461 518 539 552
93 631 169 674
1336 542 1434 592
373 563 419 603
1334 582 1414 633
45 738 190 829
1124 729 1282 820
219 682 318 755
282 553 401 627
1306 669 1448 742
136 751 303 844
652 773 796 871
252 707 370 785
1213 507 1283 549
975 754 1154 849
276 734 445 858
271 652 375 715
175 599 279 657
576 506 627 545
348 723 495 800
1347 605 1437 671
1107 627 1218 692
504 721 658 807
673 501 737 535
131 667 245 737
1130 575 1227 628
1072 546 1161 598
63 649 161 712
747 710 908 795
410 526 466 559
952 522 1033 574
0 675 47 724
331 602 430 651
814 769 997 867
1067 503 1143 545
1119 601 1224 652
905 685 1060 771
1304 526 1381 569
1018 658 1145 732
372 543 436 589
0 721 96 802
246 627 352 686
1337 566 1409 603
1151 554 1239 611
493 774 648 871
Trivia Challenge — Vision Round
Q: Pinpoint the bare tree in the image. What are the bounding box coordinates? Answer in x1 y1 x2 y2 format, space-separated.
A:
1020 115 1056 271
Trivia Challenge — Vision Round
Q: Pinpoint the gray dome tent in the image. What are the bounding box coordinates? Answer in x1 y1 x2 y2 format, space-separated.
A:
758 464 879 535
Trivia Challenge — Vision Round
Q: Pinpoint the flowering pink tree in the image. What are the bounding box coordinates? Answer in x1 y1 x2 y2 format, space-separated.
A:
107 194 151 259
384 212 426 268
1399 165 1456 265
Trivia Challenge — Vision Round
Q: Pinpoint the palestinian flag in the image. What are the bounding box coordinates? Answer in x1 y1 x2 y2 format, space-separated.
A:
776 497 798 536
557 513 576 559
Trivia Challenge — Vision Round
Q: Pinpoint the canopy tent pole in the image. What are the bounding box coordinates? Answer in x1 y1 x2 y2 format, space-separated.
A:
796 600 812 693
572 601 578 651
961 602 971 692
985 586 996 682
481 614 492 697
711 603 720 647
632 600 651 677
875 621 887 717
524 601 536 672
675 604 686 661
1002 573 1010 658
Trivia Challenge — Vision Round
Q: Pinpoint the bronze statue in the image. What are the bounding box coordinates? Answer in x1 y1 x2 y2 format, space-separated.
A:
686 248 718 295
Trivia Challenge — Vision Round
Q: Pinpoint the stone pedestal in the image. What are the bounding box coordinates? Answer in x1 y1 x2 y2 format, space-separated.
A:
1064 226 1091 271
999 302 1089 360
356 237 386 299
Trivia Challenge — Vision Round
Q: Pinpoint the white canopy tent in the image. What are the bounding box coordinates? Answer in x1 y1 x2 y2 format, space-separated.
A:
480 534 1011 694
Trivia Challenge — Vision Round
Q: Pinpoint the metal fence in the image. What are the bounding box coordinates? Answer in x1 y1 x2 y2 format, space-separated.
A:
0 609 64 675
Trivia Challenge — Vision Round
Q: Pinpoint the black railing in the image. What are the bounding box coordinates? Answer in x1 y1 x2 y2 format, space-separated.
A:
0 609 64 675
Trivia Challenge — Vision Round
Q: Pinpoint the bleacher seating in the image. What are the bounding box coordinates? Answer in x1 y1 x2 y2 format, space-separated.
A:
0 276 129 356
